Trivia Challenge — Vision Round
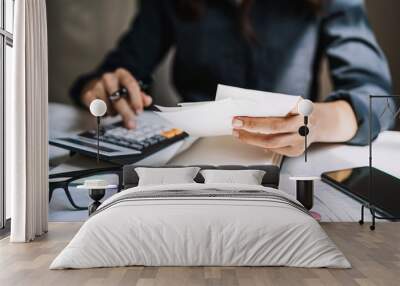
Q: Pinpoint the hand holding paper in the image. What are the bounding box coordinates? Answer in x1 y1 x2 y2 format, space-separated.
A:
155 84 301 137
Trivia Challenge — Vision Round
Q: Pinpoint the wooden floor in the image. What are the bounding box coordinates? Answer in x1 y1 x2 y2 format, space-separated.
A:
0 222 399 286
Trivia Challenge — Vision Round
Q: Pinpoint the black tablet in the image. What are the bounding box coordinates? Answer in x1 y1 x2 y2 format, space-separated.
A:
321 167 400 218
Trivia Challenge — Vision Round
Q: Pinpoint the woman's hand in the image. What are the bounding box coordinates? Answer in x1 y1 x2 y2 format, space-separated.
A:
81 68 153 129
232 100 358 157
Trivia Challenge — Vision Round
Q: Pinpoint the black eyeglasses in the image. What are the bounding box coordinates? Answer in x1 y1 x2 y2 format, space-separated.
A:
49 168 123 210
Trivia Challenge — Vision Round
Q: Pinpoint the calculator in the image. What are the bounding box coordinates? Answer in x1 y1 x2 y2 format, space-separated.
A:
49 115 188 165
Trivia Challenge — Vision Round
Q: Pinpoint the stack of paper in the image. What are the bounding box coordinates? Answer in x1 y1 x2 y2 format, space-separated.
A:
155 84 301 137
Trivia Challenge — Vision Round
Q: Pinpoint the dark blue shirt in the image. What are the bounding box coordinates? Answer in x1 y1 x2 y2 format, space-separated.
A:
71 0 395 145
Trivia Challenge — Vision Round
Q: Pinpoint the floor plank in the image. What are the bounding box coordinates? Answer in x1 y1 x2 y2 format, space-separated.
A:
0 222 399 286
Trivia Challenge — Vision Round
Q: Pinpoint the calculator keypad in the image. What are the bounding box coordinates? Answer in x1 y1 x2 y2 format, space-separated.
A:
82 122 183 151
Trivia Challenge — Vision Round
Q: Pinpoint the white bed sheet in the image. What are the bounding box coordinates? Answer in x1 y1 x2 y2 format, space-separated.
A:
50 183 350 269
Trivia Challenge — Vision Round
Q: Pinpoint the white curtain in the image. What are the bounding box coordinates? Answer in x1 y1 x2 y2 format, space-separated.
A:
7 0 49 242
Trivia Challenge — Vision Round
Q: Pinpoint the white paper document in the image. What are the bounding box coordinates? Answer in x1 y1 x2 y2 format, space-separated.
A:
155 84 301 137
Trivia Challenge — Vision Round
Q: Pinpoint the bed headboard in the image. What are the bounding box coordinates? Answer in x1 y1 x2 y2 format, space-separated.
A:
123 165 280 189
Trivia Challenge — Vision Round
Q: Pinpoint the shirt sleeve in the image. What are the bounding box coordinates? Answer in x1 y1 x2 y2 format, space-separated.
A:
70 0 173 105
321 0 396 145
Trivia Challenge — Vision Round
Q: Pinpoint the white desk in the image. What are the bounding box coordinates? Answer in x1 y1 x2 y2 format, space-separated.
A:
169 131 400 222
50 103 400 222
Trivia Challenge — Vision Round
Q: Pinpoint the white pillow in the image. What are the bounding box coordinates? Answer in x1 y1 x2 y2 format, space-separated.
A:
135 167 200 186
200 169 266 185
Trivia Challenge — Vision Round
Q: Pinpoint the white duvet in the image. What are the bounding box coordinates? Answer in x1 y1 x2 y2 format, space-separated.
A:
50 183 350 269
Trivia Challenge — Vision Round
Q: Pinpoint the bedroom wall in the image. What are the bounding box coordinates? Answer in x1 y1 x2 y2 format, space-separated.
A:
47 0 400 123
366 0 400 97
46 0 138 104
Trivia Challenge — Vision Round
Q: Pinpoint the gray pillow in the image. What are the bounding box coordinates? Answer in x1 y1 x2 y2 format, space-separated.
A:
200 169 266 185
135 167 201 186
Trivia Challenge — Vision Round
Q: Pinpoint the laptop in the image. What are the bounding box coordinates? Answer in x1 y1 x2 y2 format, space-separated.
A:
49 113 188 165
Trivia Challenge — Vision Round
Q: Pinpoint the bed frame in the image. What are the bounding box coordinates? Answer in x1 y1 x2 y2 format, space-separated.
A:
85 165 280 214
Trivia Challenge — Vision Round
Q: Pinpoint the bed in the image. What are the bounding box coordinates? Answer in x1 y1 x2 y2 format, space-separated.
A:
50 165 350 269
